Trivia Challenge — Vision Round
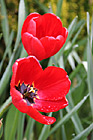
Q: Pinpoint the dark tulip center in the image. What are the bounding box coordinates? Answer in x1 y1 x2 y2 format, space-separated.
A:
15 82 38 105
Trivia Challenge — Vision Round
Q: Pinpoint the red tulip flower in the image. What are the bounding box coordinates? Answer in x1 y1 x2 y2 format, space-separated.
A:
10 56 71 125
21 13 68 60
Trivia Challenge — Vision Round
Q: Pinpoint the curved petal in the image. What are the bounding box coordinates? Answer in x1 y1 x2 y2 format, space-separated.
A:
11 56 42 85
22 33 45 60
62 27 68 39
35 66 71 100
10 87 23 101
40 36 65 59
27 19 36 36
21 13 40 35
10 87 55 125
33 97 68 113
35 13 63 39
10 88 28 113
27 106 56 125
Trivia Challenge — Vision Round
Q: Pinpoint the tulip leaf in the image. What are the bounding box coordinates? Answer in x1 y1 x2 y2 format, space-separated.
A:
19 43 28 58
69 63 85 80
63 16 78 49
87 13 93 118
0 0 26 96
47 94 89 137
34 0 48 13
56 0 63 17
64 22 85 64
4 105 19 140
0 31 14 72
0 119 3 139
17 0 25 38
17 113 25 140
59 110 67 140
24 117 35 140
0 0 9 46
66 92 84 134
38 113 53 140
0 96 12 117
72 123 93 140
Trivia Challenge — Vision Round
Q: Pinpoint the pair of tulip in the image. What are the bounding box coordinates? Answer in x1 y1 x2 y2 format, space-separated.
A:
10 13 71 125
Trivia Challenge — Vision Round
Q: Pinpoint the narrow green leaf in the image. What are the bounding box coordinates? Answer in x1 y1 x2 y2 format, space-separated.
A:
59 110 67 140
0 0 25 96
38 113 52 140
72 123 93 140
0 0 9 46
58 56 84 134
69 64 84 80
91 15 93 53
48 94 89 136
66 92 84 134
0 96 12 117
87 12 93 118
34 0 48 13
0 33 3 39
4 105 19 140
24 117 35 140
19 44 28 58
63 17 78 49
74 19 85 33
0 31 14 72
0 119 3 139
17 0 25 38
64 22 85 63
17 113 25 140
56 0 63 17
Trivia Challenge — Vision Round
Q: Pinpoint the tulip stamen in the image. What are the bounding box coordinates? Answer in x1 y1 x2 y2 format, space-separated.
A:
15 82 38 105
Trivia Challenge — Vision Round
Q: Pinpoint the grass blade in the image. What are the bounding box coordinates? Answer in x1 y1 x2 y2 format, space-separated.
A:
4 105 19 140
72 123 93 140
17 113 25 140
0 31 14 72
34 0 48 13
87 12 93 118
66 92 84 134
0 0 25 96
0 0 9 46
63 17 78 49
56 0 63 17
24 117 35 140
64 22 85 63
38 113 52 140
59 110 67 140
0 96 12 117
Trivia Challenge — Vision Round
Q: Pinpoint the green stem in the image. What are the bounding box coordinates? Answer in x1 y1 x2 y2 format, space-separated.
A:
0 96 12 117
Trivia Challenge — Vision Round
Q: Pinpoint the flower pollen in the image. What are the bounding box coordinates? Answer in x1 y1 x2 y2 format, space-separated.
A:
15 82 38 105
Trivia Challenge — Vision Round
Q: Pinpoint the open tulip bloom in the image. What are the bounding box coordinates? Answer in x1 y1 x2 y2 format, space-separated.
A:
21 13 68 60
10 56 71 125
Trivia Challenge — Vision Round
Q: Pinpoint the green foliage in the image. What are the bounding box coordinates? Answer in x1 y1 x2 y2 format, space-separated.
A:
0 0 93 140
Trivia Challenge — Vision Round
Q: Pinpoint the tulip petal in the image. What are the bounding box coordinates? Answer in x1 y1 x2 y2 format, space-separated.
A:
61 27 68 38
11 87 56 125
40 35 65 58
11 56 42 85
35 66 71 100
33 97 68 113
35 13 63 39
27 106 56 125
21 13 40 35
22 33 45 60
27 19 36 36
